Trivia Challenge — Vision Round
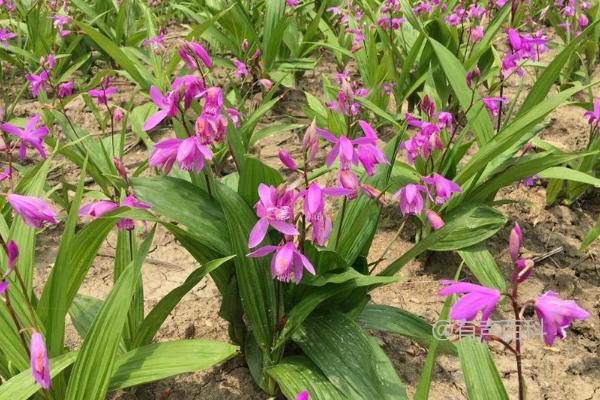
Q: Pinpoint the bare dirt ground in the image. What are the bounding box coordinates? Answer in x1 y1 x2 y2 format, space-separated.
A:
20 42 600 399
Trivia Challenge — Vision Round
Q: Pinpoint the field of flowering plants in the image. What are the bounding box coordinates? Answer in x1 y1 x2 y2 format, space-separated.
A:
0 0 599 399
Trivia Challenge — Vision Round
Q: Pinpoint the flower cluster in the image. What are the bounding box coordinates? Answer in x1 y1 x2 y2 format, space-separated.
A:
502 28 549 78
326 70 368 116
79 195 151 231
145 41 240 175
399 97 452 165
439 224 591 346
445 2 488 43
248 120 389 283
377 0 406 30
392 173 461 229
554 0 592 35
318 120 388 197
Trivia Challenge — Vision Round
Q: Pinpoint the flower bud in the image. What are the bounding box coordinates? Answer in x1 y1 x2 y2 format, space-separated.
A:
113 157 128 182
513 258 534 283
113 108 124 124
6 240 18 271
302 119 318 163
339 170 359 199
425 209 445 230
508 223 522 262
278 149 297 171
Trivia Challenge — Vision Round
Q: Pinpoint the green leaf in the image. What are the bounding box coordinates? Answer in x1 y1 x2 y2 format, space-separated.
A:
64 231 154 400
40 160 87 358
108 340 238 390
263 0 287 71
414 263 463 399
238 157 283 205
431 206 506 251
8 160 50 294
214 183 276 355
268 356 348 400
455 85 590 185
538 166 600 187
293 311 408 400
467 152 586 203
0 341 238 399
132 256 235 347
249 123 304 147
428 38 494 145
0 352 77 400
581 216 600 251
75 21 152 89
457 338 509 400
274 272 396 350
457 244 506 291
381 206 506 276
131 176 230 255
357 304 456 355
69 295 103 341
240 96 282 144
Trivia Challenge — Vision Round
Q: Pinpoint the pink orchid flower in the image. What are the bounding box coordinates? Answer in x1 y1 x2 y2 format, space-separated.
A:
143 86 181 131
248 184 298 248
1 114 49 160
392 183 428 216
248 242 315 283
534 291 590 346
422 173 462 205
439 281 502 323
30 332 50 389
7 193 57 229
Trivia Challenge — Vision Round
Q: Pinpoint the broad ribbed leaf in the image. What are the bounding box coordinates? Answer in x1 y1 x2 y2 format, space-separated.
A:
238 157 283 205
0 352 77 400
263 0 286 71
455 85 591 185
468 152 586 203
131 176 230 255
75 21 152 88
0 162 50 374
457 338 509 400
429 38 494 145
69 294 102 341
8 160 50 294
108 340 238 390
381 206 506 277
293 311 408 400
414 263 463 399
458 244 506 291
538 166 600 187
64 231 153 400
268 356 348 400
40 161 88 358
214 183 276 354
275 274 397 350
430 207 506 251
132 255 235 347
357 304 457 355
581 216 600 251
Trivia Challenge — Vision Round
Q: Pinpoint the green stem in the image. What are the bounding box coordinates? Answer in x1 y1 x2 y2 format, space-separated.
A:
334 197 347 250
